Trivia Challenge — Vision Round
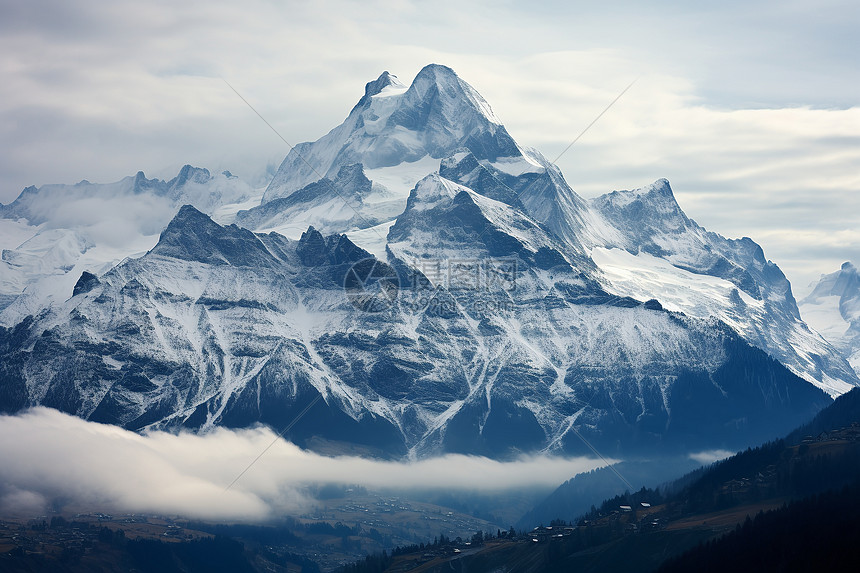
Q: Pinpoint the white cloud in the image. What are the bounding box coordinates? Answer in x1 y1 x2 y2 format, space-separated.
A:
0 408 607 521
688 449 735 465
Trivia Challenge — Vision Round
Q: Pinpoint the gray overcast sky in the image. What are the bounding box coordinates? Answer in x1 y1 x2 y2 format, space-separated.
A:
0 0 857 291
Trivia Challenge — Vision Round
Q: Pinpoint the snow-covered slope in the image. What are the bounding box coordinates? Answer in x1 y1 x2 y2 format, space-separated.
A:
436 149 621 256
589 179 858 397
0 167 257 323
0 205 832 460
800 262 860 374
592 179 788 299
235 163 410 238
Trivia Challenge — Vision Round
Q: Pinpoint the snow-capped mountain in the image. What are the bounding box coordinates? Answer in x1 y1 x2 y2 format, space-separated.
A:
0 166 257 323
239 65 588 242
799 262 860 374
588 179 857 397
229 64 856 397
418 148 855 397
263 66 521 202
0 64 856 460
0 203 831 459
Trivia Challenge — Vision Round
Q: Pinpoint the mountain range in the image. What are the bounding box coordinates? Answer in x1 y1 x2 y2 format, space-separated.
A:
0 64 856 460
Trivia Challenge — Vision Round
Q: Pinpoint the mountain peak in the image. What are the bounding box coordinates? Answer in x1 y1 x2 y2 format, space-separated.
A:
352 71 406 111
413 63 458 84
72 271 100 297
806 261 860 301
333 163 371 188
298 225 323 244
799 261 860 375
264 64 521 202
167 165 211 189
595 178 683 217
397 63 501 127
296 226 327 266
297 225 369 267
637 178 677 203
132 170 168 195
651 177 673 195
170 204 211 225
365 71 402 97
150 205 275 267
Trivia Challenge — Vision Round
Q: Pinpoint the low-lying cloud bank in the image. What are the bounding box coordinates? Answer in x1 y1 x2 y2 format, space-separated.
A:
688 449 736 465
0 408 608 522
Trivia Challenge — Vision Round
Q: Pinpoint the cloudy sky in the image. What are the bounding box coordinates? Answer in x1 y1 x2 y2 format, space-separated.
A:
1 0 857 291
